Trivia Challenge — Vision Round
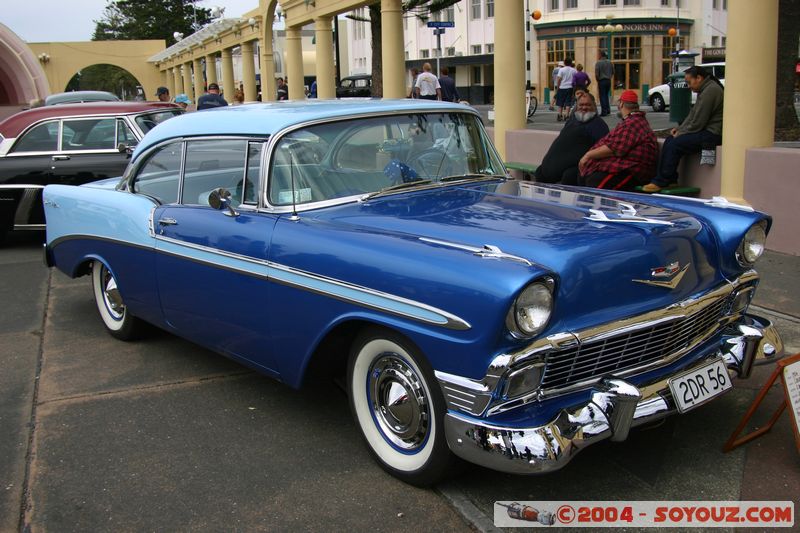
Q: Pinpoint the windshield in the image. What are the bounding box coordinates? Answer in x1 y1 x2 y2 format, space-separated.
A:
268 112 504 206
135 110 183 134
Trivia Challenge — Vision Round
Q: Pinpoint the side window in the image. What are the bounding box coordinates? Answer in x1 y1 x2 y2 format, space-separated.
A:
243 142 263 205
131 142 183 204
117 119 138 147
182 139 248 206
62 118 117 151
11 122 59 153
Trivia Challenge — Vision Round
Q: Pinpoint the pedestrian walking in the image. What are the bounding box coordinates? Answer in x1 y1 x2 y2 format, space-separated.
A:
415 63 441 101
438 67 460 103
574 64 591 92
556 58 577 121
550 61 563 110
595 50 614 116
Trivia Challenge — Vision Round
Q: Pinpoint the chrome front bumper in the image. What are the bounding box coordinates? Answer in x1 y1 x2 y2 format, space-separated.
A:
443 313 782 475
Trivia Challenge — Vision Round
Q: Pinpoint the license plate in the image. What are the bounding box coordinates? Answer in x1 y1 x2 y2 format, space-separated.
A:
668 358 732 413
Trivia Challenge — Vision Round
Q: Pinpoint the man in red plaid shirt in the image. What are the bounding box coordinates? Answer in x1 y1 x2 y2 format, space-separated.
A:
578 90 657 191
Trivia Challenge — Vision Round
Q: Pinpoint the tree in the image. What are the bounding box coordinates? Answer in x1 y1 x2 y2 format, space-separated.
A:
349 0 461 97
66 65 140 99
775 0 799 137
93 0 211 46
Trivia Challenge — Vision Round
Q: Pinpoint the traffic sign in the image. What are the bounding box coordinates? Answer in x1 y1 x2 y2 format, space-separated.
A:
426 21 454 28
433 28 446 35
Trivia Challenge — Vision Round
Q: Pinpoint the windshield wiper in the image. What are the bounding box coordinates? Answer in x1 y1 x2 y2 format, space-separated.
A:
440 174 506 183
360 179 433 201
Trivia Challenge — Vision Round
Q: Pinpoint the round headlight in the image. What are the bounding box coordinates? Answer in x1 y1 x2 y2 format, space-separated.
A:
506 280 554 338
737 221 767 266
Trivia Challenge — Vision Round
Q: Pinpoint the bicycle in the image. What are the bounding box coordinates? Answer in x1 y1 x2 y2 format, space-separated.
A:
525 89 538 120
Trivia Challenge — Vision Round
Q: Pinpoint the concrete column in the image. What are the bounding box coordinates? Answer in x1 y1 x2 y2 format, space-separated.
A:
493 0 526 160
192 57 204 102
286 26 305 100
241 41 257 102
205 53 217 86
381 0 405 98
182 62 193 100
260 37 276 101
173 67 183 95
221 47 235 99
314 17 335 99
166 68 175 97
720 0 778 204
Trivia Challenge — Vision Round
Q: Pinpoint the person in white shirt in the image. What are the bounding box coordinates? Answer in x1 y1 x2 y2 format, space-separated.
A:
556 58 577 121
415 63 442 101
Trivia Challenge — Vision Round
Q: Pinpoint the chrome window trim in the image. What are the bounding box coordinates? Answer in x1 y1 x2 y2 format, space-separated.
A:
259 108 487 214
154 233 471 331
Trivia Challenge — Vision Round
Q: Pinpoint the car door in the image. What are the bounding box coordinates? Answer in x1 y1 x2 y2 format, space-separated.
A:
50 117 131 186
152 139 280 375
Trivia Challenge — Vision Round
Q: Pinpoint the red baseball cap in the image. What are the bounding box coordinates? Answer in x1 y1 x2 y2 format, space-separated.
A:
619 90 638 103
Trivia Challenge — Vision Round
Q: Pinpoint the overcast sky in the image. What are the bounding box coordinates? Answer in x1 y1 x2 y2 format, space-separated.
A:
1 0 260 42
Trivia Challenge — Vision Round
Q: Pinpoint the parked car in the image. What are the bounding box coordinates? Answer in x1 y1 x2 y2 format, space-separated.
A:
336 75 373 97
43 100 783 486
648 62 726 112
45 91 120 106
0 101 183 242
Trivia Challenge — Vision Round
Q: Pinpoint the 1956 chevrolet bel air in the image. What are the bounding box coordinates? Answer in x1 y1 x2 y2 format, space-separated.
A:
43 100 783 486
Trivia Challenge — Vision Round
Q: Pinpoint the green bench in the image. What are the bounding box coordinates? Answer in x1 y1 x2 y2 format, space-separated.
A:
634 185 701 197
504 161 538 180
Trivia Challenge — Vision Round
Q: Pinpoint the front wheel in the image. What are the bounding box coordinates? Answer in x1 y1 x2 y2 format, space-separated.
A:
347 327 453 486
650 93 666 112
92 261 143 340
527 96 538 117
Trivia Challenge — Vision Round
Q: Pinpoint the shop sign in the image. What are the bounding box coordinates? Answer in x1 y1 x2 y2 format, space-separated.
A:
703 47 726 59
568 23 670 34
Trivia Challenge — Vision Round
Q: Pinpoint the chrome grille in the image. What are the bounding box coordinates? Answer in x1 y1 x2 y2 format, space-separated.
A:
540 295 732 392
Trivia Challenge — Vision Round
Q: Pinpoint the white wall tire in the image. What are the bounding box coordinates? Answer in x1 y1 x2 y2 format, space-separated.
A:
91 261 142 340
348 327 453 486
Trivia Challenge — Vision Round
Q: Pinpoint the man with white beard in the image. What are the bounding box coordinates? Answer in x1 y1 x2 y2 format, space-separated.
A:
534 93 609 184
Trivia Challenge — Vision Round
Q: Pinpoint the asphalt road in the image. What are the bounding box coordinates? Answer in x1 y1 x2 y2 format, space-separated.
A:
2 231 799 532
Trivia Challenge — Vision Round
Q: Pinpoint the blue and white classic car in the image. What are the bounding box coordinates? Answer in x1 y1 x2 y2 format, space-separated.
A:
43 100 783 486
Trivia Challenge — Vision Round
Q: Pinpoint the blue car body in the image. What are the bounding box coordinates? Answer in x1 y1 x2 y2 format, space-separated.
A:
43 100 783 481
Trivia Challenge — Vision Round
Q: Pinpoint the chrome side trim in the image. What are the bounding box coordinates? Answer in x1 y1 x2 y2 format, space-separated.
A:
154 234 471 331
435 370 492 416
0 184 45 189
445 318 780 474
420 237 533 266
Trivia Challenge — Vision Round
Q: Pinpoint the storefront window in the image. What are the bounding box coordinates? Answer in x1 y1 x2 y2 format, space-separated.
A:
609 36 641 89
546 39 575 91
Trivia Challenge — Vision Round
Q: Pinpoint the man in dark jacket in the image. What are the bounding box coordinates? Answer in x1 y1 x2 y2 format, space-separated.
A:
196 83 228 110
534 93 609 184
644 65 723 192
438 67 460 102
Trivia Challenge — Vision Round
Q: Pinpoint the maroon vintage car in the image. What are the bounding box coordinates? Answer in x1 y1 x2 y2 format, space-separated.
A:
0 101 183 242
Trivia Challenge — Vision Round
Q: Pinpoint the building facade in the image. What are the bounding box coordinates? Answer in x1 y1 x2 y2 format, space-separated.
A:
344 0 727 105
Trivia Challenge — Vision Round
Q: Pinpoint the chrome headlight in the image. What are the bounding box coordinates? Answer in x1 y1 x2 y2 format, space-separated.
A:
506 278 554 339
736 221 767 267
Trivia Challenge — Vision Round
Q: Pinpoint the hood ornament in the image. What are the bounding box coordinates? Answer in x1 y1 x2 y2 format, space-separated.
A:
633 262 690 289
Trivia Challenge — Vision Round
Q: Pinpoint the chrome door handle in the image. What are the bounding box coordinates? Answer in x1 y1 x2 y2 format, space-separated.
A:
158 217 178 226
51 155 70 161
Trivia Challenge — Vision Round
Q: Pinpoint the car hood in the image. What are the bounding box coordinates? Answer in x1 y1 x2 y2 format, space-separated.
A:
315 181 727 330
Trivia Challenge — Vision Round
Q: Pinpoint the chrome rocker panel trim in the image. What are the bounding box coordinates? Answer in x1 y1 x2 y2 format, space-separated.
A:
443 313 782 475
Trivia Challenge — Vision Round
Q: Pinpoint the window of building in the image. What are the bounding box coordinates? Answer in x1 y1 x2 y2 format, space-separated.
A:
721 36 726 46
661 35 686 81
610 35 642 89
712 0 718 8
472 44 482 55
486 1 494 18
550 0 559 11
711 36 719 46
471 0 481 19
473 66 482 84
546 39 575 91
566 0 578 8
723 0 727 9
623 0 641 5
486 43 494 53
661 0 670 5
446 6 455 20
599 0 617 6
445 47 455 56
405 51 409 60
421 49 430 58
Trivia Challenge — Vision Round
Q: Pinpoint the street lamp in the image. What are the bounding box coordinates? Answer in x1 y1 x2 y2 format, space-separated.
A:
595 14 623 59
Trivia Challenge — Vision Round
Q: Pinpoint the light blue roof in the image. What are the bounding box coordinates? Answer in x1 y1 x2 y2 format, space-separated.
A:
132 99 478 161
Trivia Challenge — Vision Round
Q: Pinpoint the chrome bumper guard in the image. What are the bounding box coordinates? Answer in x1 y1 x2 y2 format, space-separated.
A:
444 313 782 475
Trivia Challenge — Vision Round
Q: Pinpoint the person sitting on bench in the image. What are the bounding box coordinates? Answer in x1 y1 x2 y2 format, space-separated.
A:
534 93 608 185
643 65 724 193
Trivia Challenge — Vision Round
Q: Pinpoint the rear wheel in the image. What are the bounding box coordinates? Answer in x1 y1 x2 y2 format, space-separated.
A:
650 93 666 112
91 261 143 340
347 327 453 486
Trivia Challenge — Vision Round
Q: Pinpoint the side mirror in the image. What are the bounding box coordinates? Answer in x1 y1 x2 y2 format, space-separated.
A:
208 188 239 217
117 143 134 156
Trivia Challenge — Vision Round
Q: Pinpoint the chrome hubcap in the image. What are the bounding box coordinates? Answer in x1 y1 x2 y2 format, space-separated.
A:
101 267 124 320
369 354 429 451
